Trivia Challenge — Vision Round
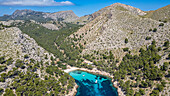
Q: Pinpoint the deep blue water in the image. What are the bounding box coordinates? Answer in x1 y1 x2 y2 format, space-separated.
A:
69 70 118 96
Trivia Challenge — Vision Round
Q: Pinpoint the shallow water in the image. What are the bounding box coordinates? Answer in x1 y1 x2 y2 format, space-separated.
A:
69 70 118 96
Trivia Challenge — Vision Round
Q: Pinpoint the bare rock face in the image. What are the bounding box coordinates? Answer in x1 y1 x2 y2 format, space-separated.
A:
71 3 170 58
41 23 59 30
43 10 79 22
11 9 36 18
0 9 79 22
0 27 54 62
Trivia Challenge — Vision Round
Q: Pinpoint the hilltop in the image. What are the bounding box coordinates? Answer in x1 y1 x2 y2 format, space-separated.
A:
0 9 79 22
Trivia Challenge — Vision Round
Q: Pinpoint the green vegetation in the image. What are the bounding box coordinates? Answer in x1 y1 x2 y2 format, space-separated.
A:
79 41 169 95
0 55 75 95
153 28 157 32
17 21 83 64
159 23 164 26
0 88 4 95
163 41 169 47
123 48 129 52
125 38 128 43
0 65 7 72
0 23 11 30
145 36 151 40
3 88 15 96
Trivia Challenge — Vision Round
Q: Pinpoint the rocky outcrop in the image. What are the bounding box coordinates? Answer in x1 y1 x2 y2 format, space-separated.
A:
71 3 170 59
43 10 79 22
0 27 54 62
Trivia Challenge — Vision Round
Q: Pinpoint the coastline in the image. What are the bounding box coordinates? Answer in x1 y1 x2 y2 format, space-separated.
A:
64 66 125 96
66 83 78 96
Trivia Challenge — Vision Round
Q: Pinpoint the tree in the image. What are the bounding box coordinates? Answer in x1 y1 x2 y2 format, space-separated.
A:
161 62 169 71
150 90 159 96
157 84 164 92
139 89 145 95
153 28 157 32
145 36 151 40
164 41 169 47
125 38 128 43
3 89 15 96
0 88 4 95
24 54 29 59
141 81 148 88
123 48 129 52
159 23 164 26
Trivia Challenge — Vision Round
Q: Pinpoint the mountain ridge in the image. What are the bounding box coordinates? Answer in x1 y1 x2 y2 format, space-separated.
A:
0 9 79 22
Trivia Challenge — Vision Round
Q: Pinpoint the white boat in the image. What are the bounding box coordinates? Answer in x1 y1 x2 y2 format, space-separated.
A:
83 75 85 77
95 80 97 83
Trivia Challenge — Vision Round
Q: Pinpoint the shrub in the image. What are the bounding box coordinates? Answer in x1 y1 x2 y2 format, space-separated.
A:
159 23 164 26
163 41 169 47
125 38 128 43
24 54 29 59
149 29 152 32
3 88 15 96
0 66 7 72
153 28 157 32
123 48 129 52
15 59 24 68
145 36 151 40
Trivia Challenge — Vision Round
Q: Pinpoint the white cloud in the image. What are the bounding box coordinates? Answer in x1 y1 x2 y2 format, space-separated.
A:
0 0 74 6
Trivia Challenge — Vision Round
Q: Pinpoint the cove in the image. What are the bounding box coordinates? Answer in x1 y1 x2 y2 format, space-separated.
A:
69 70 118 96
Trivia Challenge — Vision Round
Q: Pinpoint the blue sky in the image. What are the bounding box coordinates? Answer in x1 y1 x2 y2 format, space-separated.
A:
0 0 169 17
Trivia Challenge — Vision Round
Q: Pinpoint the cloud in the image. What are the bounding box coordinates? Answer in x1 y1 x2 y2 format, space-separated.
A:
0 0 74 6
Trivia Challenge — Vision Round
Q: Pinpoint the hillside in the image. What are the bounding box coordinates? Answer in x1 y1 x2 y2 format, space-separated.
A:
69 3 170 96
71 3 169 59
0 3 169 96
0 23 76 95
144 5 170 22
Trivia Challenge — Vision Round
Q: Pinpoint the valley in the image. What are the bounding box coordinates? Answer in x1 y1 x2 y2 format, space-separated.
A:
0 2 169 96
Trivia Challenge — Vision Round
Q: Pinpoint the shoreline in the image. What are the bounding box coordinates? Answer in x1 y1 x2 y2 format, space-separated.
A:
64 66 125 96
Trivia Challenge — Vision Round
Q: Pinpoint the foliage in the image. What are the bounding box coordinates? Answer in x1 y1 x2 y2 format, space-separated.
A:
153 28 157 32
123 48 129 52
125 38 128 43
0 65 7 72
145 36 151 40
17 22 83 64
3 88 15 96
163 41 169 47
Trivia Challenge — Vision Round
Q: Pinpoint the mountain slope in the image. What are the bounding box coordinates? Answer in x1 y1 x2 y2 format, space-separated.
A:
144 5 170 22
71 3 169 58
0 9 79 22
69 3 170 96
0 24 76 95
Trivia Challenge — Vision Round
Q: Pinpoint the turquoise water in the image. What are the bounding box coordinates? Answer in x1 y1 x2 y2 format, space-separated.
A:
69 70 118 96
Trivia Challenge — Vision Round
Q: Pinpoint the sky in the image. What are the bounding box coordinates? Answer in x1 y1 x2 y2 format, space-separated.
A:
0 0 169 17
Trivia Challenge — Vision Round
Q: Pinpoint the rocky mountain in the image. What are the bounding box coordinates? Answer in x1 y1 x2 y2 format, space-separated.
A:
0 23 76 95
73 3 146 25
0 2 169 96
69 3 170 96
0 9 79 23
67 3 170 96
71 3 169 59
144 5 170 22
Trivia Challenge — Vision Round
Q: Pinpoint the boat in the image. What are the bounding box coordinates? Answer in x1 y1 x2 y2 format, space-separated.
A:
95 80 97 83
